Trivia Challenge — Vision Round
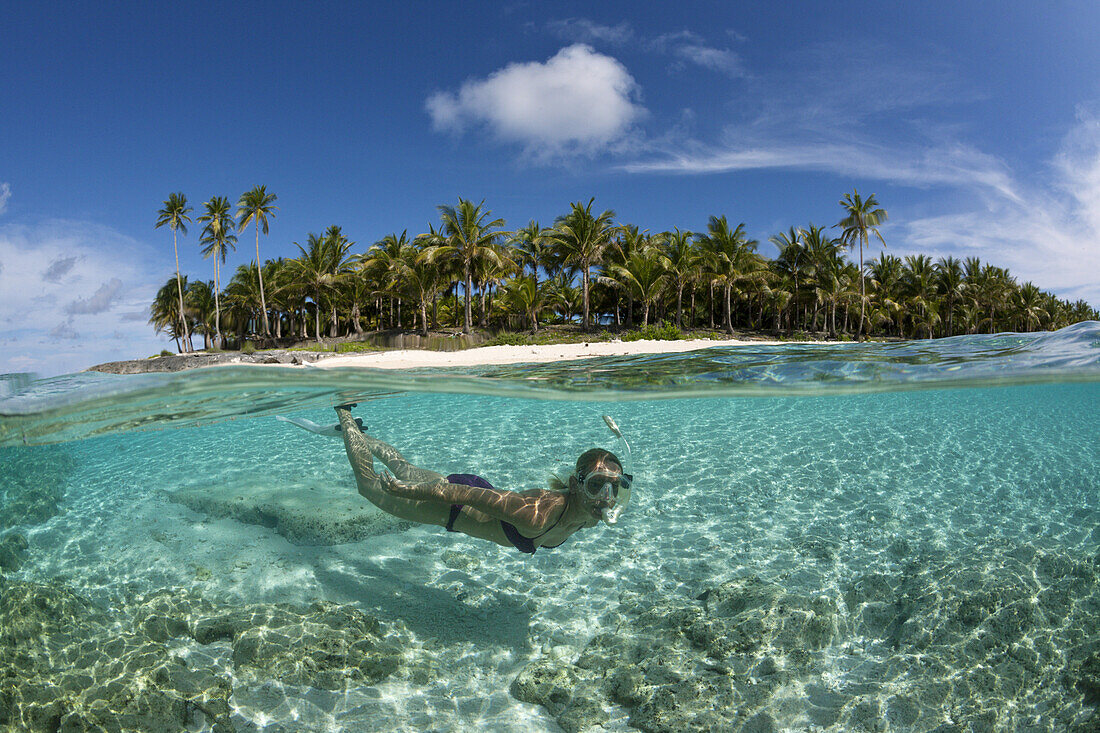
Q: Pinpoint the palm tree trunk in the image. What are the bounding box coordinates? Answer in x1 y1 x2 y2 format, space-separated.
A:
642 301 650 327
581 265 591 329
172 229 190 352
213 261 222 349
463 264 473 333
420 300 429 336
676 285 684 328
724 284 733 333
352 303 364 334
857 233 866 342
256 230 270 337
315 291 322 343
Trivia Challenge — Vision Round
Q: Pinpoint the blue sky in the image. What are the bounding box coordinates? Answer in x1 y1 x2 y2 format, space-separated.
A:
3 1 1100 375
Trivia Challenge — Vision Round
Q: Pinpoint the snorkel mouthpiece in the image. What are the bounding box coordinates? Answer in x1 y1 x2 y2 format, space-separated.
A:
599 415 633 525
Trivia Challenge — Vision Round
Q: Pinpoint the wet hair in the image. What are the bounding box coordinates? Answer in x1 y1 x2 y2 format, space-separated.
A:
548 448 622 492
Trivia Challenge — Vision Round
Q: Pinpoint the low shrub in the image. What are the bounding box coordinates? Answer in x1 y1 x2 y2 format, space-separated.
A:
241 341 256 354
621 321 684 342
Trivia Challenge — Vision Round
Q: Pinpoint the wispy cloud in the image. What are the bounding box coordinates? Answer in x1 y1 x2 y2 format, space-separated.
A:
0 183 11 216
896 110 1100 305
613 39 1097 305
0 220 170 375
547 19 747 78
426 44 645 159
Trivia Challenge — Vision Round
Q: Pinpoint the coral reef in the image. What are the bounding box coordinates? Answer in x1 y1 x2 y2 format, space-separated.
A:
169 484 410 545
511 541 1099 732
0 578 405 731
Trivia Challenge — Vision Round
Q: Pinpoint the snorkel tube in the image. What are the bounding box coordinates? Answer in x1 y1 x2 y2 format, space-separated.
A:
276 415 362 437
600 415 632 525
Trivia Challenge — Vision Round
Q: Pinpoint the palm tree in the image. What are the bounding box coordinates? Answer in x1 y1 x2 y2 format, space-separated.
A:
359 231 416 329
155 193 194 352
510 220 552 286
236 185 278 338
150 275 189 351
661 228 696 328
185 280 216 349
867 254 904 336
289 228 354 342
770 226 806 331
935 256 965 337
1017 282 1047 332
501 275 545 332
902 255 939 338
600 246 669 327
425 199 505 333
836 190 888 341
699 215 757 333
545 198 619 330
197 196 237 348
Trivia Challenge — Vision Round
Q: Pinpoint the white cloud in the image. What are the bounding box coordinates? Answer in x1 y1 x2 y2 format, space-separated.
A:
0 182 10 216
0 220 171 376
426 44 645 158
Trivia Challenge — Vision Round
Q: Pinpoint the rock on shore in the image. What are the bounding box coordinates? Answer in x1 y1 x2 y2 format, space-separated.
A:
87 350 330 374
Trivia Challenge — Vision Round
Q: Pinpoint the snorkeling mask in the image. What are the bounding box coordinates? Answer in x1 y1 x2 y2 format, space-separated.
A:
594 415 633 525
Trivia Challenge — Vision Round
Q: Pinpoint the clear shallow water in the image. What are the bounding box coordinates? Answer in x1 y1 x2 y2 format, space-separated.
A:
1 324 1099 731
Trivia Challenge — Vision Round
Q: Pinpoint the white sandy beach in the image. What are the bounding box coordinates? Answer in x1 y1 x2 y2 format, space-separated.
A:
312 337 786 369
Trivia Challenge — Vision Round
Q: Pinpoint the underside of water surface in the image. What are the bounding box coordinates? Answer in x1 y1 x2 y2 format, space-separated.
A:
1 324 1098 731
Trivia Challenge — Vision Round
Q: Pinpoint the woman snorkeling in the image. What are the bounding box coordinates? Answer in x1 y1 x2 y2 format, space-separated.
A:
324 404 632 554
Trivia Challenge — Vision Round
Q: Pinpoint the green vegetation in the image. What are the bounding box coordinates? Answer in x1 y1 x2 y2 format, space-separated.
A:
151 189 1099 354
291 341 385 354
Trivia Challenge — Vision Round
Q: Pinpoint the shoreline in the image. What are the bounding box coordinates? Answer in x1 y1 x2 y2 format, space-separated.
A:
86 336 796 374
312 337 785 369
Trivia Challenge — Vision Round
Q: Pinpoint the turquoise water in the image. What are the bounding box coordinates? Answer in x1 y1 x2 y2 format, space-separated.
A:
1 324 1099 731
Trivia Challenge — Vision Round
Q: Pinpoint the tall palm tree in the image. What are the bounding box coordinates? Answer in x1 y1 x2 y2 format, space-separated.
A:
698 215 757 333
155 192 194 352
545 198 619 329
425 199 505 333
836 190 888 341
197 196 237 348
236 185 278 337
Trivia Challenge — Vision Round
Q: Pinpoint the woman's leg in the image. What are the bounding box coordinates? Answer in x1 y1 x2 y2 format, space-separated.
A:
336 407 449 526
358 433 446 484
